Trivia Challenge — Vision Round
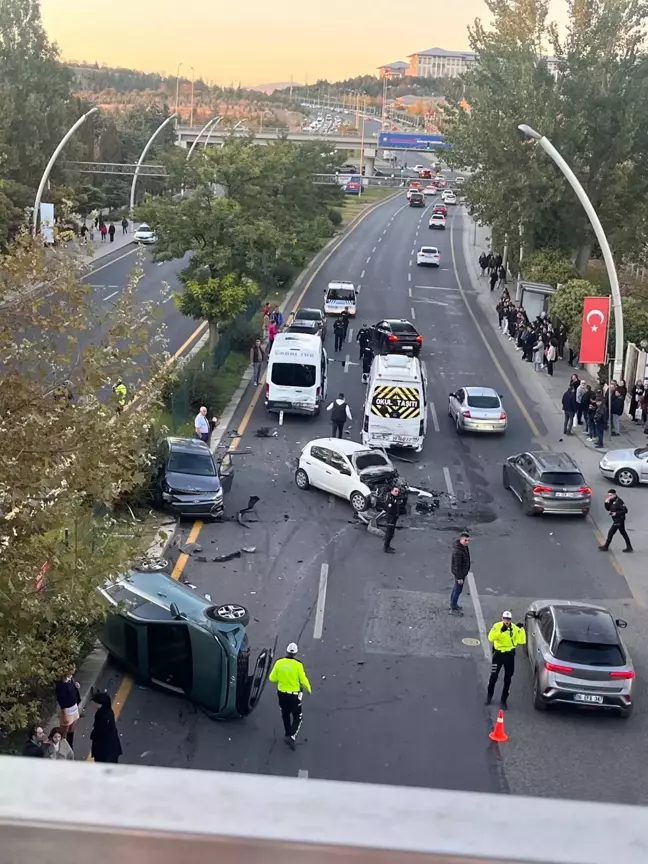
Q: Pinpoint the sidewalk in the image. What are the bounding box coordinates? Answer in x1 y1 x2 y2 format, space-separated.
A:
460 209 647 604
68 222 140 267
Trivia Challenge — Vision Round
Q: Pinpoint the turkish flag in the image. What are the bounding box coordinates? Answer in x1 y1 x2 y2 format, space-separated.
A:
579 296 610 364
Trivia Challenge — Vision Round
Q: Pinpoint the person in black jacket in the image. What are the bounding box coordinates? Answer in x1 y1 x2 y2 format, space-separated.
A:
333 317 346 352
382 487 401 553
356 324 372 360
22 724 46 757
90 692 123 764
561 386 577 435
55 672 81 750
599 490 633 553
450 532 471 614
610 388 624 436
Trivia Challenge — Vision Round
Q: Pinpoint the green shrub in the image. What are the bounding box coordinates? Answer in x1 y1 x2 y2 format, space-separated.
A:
227 318 262 353
271 260 296 287
328 207 343 227
523 249 578 287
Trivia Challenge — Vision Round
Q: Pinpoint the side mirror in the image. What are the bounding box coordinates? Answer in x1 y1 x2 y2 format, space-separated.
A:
170 602 182 620
616 619 628 629
525 611 537 619
448 392 455 399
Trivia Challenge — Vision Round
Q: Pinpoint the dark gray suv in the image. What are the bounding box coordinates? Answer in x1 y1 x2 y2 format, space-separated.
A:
503 451 592 516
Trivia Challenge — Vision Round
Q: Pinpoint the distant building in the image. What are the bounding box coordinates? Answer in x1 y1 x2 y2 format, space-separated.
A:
407 48 478 79
378 61 409 79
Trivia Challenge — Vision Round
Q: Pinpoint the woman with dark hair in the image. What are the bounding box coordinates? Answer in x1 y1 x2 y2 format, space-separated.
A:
46 727 75 760
55 670 81 750
90 692 123 764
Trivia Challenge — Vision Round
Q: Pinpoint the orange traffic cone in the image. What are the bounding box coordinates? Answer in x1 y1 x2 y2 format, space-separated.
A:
489 709 509 743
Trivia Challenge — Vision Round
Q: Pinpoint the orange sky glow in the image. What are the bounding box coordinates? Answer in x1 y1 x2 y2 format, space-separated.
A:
41 0 568 87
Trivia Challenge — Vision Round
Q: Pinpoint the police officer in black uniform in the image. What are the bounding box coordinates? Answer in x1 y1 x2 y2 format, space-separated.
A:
383 487 401 553
356 323 372 360
333 317 346 352
361 343 374 383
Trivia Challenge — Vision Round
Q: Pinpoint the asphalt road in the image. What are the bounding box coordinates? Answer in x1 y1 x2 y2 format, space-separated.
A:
80 191 648 804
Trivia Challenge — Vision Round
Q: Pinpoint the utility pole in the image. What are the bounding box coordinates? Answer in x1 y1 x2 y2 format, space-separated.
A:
174 62 183 124
381 76 387 130
190 66 195 126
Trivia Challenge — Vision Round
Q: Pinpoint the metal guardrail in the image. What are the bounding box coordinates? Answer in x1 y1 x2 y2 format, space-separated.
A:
1 757 647 863
64 161 168 176
312 174 403 187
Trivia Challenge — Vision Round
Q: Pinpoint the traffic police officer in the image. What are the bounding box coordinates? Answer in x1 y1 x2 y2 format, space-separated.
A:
486 610 526 710
269 643 312 750
383 487 401 554
112 379 127 413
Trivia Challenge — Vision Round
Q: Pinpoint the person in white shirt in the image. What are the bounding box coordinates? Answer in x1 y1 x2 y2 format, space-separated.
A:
194 406 210 442
327 393 352 438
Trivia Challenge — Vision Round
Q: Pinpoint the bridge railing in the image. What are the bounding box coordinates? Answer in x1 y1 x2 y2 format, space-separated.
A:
313 174 403 187
1 757 645 864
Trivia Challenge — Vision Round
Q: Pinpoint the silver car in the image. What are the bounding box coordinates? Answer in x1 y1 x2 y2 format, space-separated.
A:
503 451 591 515
599 446 648 487
448 386 507 434
525 600 634 718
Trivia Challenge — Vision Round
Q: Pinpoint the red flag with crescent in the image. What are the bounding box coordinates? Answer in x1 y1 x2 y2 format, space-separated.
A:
579 296 610 364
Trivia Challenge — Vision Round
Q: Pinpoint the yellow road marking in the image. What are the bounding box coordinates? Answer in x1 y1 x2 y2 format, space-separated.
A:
170 520 203 581
166 321 209 365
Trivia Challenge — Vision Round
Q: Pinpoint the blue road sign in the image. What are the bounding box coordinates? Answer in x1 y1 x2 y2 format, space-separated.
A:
378 132 449 151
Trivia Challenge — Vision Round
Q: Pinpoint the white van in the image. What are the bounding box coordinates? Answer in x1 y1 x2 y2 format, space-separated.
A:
361 354 427 451
265 333 327 416
324 281 357 317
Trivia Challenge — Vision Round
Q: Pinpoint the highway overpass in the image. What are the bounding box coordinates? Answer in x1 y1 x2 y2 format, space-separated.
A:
175 125 375 152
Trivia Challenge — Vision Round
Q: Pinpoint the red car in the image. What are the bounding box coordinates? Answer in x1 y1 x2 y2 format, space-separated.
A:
434 204 448 217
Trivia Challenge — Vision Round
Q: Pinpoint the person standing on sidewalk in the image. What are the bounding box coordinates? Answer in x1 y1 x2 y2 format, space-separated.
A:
561 385 577 435
610 387 624 436
99 222 107 243
269 643 311 751
268 319 278 349
121 217 129 235
194 406 210 443
449 531 470 614
485 611 526 710
55 671 81 751
250 338 265 386
629 381 644 422
533 335 545 372
489 268 498 292
108 222 116 243
593 397 607 448
546 341 557 376
599 490 633 553
575 379 588 426
327 393 352 438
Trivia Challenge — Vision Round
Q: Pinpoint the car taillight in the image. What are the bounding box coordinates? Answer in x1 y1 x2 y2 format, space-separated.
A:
419 419 425 435
316 387 320 399
416 335 423 342
499 411 507 420
578 486 592 495
462 411 471 418
533 485 553 494
610 670 635 679
546 662 573 674
388 334 398 341
265 383 269 396
363 415 369 432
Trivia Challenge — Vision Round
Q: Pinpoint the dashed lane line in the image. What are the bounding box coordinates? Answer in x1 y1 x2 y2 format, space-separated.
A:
103 290 119 301
429 401 440 432
410 306 416 320
443 466 455 497
360 269 366 278
313 563 329 639
467 572 491 660
366 256 371 264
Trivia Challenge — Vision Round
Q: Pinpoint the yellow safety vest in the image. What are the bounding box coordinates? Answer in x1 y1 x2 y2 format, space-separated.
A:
488 622 526 653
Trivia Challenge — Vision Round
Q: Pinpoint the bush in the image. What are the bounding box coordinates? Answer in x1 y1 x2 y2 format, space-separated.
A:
227 317 261 353
523 249 578 287
328 207 343 227
271 260 296 287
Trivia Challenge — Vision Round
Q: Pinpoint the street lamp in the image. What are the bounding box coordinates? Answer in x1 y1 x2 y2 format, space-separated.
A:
518 123 624 379
130 113 178 217
174 63 183 122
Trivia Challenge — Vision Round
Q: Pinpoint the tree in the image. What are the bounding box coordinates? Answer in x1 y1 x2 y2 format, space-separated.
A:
178 273 258 350
0 230 166 734
523 249 578 286
549 279 602 350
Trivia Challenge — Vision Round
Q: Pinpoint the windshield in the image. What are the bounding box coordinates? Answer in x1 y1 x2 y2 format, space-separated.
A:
271 363 316 387
168 452 216 476
355 452 391 471
540 472 585 486
138 225 152 232
327 287 355 301
634 448 648 457
466 395 500 409
555 640 624 666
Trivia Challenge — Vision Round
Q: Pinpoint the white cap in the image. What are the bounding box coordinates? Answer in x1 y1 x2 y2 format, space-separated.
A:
502 610 512 619
286 642 299 654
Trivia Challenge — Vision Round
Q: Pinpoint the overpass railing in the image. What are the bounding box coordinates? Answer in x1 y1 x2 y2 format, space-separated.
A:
0 757 645 864
313 174 403 187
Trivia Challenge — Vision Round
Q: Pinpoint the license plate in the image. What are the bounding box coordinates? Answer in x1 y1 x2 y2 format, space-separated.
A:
573 694 604 704
393 436 416 444
555 492 579 498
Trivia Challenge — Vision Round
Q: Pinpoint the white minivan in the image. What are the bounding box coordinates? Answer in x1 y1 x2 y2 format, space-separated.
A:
265 333 327 416
324 281 357 317
362 354 427 451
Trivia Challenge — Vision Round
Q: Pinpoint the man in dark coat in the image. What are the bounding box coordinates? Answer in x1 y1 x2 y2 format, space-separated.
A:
599 490 633 553
561 385 577 435
90 692 123 763
450 532 471 614
382 487 401 553
356 324 372 360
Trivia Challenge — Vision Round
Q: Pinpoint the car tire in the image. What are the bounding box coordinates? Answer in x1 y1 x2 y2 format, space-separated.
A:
532 673 547 711
350 490 369 512
618 705 634 720
615 467 638 487
455 415 462 435
295 468 310 490
502 465 510 490
212 604 250 627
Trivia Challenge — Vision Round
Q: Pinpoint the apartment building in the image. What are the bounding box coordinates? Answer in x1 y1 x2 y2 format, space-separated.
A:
407 48 477 79
377 61 409 79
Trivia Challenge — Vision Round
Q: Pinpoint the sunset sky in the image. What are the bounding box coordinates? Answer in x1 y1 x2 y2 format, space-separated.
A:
41 0 568 87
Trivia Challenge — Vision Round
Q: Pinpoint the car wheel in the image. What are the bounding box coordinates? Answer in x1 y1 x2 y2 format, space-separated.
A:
295 468 310 490
502 465 510 490
618 705 634 720
455 415 462 435
212 603 250 627
523 495 538 517
532 673 547 711
615 468 638 487
350 490 369 512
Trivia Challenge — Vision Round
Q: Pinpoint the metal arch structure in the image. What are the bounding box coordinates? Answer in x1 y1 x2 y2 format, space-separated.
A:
130 112 178 217
64 161 167 177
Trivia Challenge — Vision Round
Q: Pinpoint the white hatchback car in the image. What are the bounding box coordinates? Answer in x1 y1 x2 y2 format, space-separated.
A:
416 246 440 266
295 438 396 512
134 223 156 244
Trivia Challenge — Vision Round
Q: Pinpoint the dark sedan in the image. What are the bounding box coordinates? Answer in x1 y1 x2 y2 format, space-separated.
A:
291 306 327 337
371 319 423 357
154 437 233 518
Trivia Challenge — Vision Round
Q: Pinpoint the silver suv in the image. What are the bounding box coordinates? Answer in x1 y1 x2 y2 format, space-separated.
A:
502 451 591 516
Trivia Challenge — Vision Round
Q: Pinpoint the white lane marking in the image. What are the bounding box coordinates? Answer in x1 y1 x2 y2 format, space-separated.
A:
298 770 309 779
408 273 412 282
413 298 449 307
279 410 284 426
408 259 412 267
414 284 459 291
366 256 371 264
360 269 365 278
410 306 416 320
408 286 412 297
443 466 455 497
429 401 440 432
467 571 491 660
84 246 138 278
344 353 350 372
382 229 387 234
372 246 376 252
103 290 119 301
377 237 381 243
157 261 163 267
347 328 353 342
313 563 329 639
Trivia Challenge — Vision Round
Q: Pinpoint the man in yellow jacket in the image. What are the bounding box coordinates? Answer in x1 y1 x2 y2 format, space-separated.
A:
269 643 311 750
486 610 526 710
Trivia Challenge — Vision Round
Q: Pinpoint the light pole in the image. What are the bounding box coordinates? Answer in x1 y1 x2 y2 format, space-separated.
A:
186 116 221 160
174 63 183 122
190 67 195 127
518 123 624 379
32 106 99 237
130 112 177 217
202 116 222 150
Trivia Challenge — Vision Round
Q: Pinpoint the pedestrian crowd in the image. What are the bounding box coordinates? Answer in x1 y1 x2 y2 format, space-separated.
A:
22 670 122 763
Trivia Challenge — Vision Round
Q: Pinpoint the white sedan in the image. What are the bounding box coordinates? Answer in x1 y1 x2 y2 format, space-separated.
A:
448 386 507 434
428 214 446 230
416 246 440 266
423 185 438 196
295 438 396 512
134 223 156 244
